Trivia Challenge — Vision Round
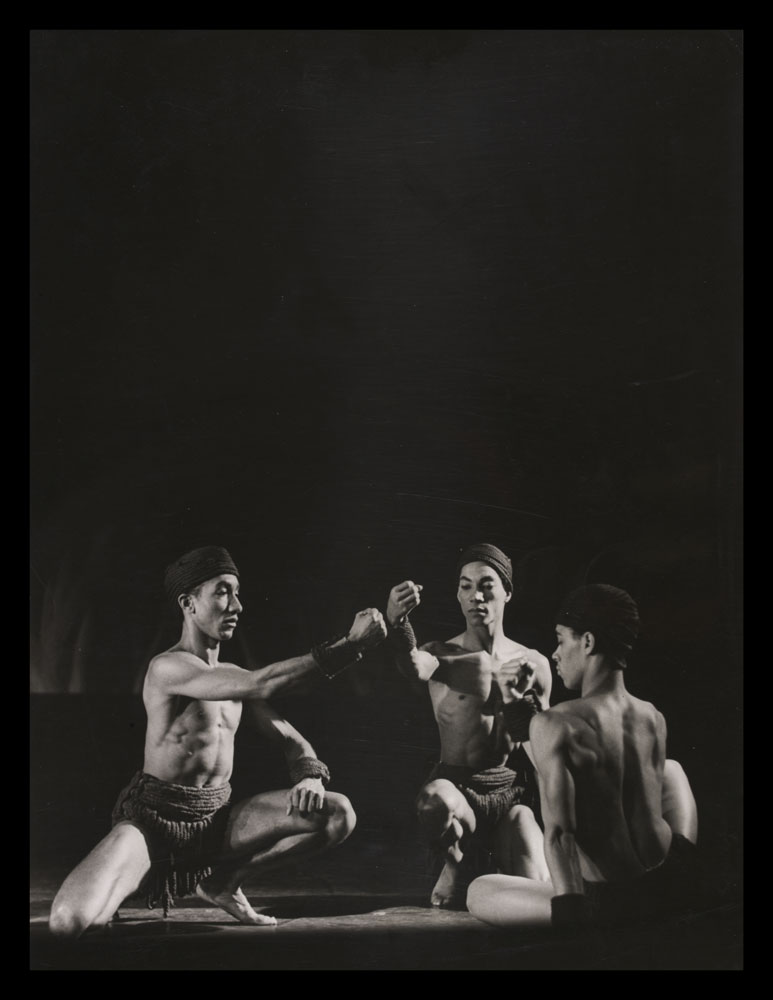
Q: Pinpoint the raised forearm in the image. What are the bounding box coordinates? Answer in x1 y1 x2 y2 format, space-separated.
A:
387 617 423 679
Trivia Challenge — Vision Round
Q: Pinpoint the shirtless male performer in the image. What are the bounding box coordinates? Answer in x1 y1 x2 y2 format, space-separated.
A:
49 545 387 938
386 543 553 909
466 584 700 930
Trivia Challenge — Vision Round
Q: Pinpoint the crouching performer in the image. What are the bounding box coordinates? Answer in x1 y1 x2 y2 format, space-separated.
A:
386 543 552 909
49 545 387 937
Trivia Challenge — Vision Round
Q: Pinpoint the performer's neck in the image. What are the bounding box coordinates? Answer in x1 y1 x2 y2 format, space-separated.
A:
580 660 627 699
465 620 506 655
178 623 221 665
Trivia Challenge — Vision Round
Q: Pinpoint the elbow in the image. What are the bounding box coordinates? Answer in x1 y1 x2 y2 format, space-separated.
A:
408 652 426 680
547 825 577 855
411 650 439 682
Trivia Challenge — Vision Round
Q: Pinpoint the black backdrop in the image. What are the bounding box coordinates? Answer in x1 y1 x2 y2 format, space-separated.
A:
30 30 742 868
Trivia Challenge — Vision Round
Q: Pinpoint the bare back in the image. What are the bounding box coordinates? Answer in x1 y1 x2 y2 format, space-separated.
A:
545 692 672 881
142 649 243 786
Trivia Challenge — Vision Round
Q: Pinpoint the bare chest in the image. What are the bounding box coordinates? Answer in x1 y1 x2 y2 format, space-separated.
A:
168 697 242 738
430 682 495 729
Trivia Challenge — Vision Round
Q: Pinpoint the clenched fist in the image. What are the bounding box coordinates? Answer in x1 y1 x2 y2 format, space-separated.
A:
387 580 423 627
347 608 388 649
498 652 549 707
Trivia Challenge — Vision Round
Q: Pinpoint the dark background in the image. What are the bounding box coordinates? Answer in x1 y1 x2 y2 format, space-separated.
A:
30 30 742 882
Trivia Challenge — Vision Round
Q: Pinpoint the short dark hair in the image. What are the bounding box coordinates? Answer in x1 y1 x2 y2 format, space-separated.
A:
556 584 640 669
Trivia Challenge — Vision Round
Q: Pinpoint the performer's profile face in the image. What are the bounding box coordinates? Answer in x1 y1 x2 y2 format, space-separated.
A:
189 573 242 641
552 625 584 690
457 561 511 625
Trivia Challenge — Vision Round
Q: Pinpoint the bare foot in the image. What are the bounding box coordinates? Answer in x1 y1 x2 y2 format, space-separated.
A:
430 860 471 910
195 884 277 926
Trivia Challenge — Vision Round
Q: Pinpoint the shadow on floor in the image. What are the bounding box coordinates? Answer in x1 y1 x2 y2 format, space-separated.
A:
31 893 742 970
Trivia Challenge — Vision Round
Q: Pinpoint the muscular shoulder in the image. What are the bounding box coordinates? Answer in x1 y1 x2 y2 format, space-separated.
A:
528 707 574 766
531 701 584 743
420 637 465 655
146 650 243 688
520 645 551 675
625 695 667 736
148 649 196 677
533 703 573 731
528 647 550 670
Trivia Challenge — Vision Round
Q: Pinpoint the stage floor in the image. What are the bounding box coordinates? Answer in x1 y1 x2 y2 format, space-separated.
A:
30 867 742 970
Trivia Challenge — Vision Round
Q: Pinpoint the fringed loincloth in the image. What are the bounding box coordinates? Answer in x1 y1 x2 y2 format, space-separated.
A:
422 757 539 881
424 761 528 831
112 771 232 917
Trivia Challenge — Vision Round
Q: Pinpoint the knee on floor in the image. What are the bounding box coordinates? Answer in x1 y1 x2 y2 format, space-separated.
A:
48 900 89 939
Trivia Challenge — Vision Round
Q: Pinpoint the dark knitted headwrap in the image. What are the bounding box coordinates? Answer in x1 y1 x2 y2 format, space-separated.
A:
556 584 640 668
164 546 240 607
456 543 513 594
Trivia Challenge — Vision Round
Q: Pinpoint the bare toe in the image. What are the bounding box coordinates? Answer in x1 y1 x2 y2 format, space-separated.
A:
195 885 277 926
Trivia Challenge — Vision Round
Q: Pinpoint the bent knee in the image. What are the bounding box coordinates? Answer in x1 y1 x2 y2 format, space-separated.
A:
326 794 357 843
416 780 459 817
506 804 537 829
466 875 500 917
416 796 450 835
49 901 88 939
664 759 688 783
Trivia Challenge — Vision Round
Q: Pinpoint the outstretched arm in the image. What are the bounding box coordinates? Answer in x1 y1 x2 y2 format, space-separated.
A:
529 712 584 898
247 699 329 816
149 651 325 702
149 608 387 702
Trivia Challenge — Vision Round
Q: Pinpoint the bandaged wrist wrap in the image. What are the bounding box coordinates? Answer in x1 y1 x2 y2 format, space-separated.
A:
289 756 331 786
502 690 542 742
311 633 364 680
551 893 591 929
387 616 418 653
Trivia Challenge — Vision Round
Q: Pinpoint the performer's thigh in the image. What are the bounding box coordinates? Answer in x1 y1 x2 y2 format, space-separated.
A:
219 789 333 855
492 805 549 879
467 873 553 928
662 759 698 844
53 822 151 917
417 779 474 818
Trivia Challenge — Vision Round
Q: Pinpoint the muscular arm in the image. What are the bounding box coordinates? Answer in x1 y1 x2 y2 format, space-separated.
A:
246 699 329 816
148 649 330 702
386 580 440 682
149 606 386 702
387 625 441 683
530 712 584 896
246 698 317 762
498 650 553 756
